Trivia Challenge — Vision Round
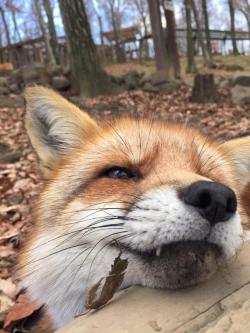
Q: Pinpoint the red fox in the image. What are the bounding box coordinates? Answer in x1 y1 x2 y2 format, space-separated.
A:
17 86 250 332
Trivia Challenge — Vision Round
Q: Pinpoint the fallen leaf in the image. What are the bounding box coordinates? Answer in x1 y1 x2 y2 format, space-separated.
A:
3 293 41 330
85 251 128 310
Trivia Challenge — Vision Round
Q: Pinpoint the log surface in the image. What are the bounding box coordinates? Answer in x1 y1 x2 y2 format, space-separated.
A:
57 241 250 333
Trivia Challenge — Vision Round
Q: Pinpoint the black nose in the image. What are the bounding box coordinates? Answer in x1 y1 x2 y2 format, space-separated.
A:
181 181 237 225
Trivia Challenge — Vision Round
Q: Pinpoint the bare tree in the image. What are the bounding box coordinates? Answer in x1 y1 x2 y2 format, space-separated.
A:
189 0 210 66
128 0 150 58
59 0 112 97
0 6 11 47
184 0 196 73
162 0 181 78
6 1 22 42
102 0 126 63
228 0 239 55
201 0 213 63
236 0 250 39
148 0 170 74
42 0 59 64
34 0 56 64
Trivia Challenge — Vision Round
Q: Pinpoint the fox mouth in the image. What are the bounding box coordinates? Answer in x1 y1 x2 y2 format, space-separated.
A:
115 241 223 289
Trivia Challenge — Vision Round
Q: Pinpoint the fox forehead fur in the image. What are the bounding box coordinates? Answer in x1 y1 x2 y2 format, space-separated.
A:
18 87 250 330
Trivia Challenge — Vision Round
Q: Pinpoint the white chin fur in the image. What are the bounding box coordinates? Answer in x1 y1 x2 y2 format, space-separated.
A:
21 187 243 329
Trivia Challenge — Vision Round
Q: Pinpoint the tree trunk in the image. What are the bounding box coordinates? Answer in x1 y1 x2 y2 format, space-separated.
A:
191 74 218 103
184 0 196 73
228 0 239 55
148 0 168 73
34 0 56 65
142 17 150 59
111 14 126 63
162 0 180 79
201 0 213 64
59 0 112 97
42 0 60 64
189 0 210 67
11 9 21 42
0 6 11 47
98 15 104 45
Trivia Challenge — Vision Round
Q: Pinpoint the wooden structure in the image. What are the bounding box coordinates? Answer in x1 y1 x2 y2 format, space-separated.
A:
102 26 140 60
0 27 249 68
0 36 112 68
57 241 250 333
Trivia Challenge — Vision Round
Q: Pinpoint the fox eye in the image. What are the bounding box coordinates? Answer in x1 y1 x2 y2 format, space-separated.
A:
101 166 140 181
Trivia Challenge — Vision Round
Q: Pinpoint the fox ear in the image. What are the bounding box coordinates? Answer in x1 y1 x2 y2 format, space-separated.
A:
221 136 250 192
25 86 99 178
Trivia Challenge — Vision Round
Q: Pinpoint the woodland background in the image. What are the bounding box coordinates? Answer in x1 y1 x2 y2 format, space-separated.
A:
0 0 249 331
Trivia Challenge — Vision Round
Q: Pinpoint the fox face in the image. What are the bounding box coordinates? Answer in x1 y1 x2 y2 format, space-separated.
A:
18 87 250 330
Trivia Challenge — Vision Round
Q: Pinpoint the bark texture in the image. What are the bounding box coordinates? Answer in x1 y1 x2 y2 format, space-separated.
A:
162 0 180 79
148 0 168 72
0 6 11 47
184 0 196 73
191 74 218 103
189 0 210 67
34 0 56 65
59 0 112 97
201 0 213 64
42 0 60 64
228 0 239 55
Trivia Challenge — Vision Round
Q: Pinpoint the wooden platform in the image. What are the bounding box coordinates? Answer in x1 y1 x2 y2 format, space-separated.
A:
57 241 250 333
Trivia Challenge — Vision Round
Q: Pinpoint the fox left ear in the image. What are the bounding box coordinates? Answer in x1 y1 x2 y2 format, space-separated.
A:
25 86 99 178
221 136 250 192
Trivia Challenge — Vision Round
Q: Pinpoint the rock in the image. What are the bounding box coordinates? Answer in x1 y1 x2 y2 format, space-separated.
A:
9 83 20 94
157 80 181 93
0 95 24 108
52 75 70 91
149 71 169 86
7 192 23 205
231 85 250 104
63 66 71 77
21 63 49 85
47 64 62 77
142 82 159 93
0 144 22 163
0 77 9 86
0 86 10 95
10 69 22 85
110 75 125 86
124 72 140 90
218 79 230 89
182 77 194 88
232 75 250 87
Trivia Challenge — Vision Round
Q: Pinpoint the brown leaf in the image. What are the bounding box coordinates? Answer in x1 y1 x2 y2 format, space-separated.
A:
85 251 128 310
3 293 41 330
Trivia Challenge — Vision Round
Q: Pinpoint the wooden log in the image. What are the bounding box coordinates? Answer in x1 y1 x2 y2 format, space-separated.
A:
57 241 250 333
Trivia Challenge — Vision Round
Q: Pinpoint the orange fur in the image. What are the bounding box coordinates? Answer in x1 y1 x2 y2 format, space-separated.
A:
17 87 250 332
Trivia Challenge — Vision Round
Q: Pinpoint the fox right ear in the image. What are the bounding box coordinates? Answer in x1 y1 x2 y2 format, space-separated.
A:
25 86 99 178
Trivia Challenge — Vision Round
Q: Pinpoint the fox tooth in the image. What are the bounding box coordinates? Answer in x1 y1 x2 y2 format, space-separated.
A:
156 247 162 256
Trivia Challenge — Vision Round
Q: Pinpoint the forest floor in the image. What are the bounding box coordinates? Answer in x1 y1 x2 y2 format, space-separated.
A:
105 55 250 78
0 85 249 331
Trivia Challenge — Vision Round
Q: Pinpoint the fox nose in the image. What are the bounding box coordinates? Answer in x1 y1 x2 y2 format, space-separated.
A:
181 181 237 225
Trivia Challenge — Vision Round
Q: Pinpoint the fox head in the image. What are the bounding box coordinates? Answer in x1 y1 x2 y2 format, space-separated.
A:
19 87 250 329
